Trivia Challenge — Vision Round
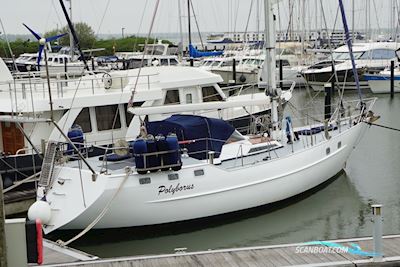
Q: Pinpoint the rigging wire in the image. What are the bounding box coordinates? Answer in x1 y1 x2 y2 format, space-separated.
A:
134 0 150 52
371 0 381 34
128 0 161 107
243 0 254 43
233 0 240 34
368 122 400 133
189 0 205 50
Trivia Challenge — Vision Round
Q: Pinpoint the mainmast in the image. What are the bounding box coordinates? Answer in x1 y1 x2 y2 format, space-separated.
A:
177 0 184 60
66 0 74 58
260 0 280 140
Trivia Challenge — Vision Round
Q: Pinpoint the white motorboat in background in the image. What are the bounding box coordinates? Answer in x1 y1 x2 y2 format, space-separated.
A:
364 69 400 94
302 42 400 91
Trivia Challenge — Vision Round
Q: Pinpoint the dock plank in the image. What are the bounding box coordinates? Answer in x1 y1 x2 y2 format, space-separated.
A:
41 235 400 267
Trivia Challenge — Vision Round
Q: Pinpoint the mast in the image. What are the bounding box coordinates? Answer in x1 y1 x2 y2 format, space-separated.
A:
256 0 260 41
0 18 17 71
177 0 184 60
67 0 74 58
301 0 305 63
352 0 355 41
187 0 193 66
260 0 280 140
338 0 363 102
59 0 89 70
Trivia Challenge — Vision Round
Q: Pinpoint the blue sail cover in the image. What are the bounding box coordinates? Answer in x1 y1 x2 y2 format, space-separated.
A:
146 115 235 160
189 44 224 58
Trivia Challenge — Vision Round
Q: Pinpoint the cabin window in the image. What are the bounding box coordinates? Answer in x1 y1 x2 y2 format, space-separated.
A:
170 59 179 66
95 105 121 131
186 93 193 104
74 108 92 133
337 141 342 149
160 59 169 66
164 90 180 105
54 58 59 63
221 61 233 67
124 102 144 126
59 58 64 64
370 49 396 60
48 57 53 62
202 86 223 102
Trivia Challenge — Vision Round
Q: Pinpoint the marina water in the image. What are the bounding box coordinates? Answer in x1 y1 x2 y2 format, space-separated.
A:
50 89 400 258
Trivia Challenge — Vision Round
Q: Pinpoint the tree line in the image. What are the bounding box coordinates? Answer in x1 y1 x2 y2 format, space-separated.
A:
0 22 168 58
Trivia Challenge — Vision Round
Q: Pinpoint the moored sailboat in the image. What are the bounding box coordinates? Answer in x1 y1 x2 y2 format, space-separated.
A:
27 0 377 239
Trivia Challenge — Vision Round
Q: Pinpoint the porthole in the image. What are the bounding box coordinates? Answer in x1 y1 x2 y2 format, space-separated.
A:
168 173 179 181
326 147 331 155
337 141 342 149
139 177 151 185
194 169 204 176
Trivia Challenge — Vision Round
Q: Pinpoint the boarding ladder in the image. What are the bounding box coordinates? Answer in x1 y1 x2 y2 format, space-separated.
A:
38 142 59 189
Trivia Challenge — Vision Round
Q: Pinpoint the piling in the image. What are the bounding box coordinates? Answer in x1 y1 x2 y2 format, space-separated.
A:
0 179 8 267
372 204 383 262
91 57 95 71
324 83 332 120
279 59 283 89
64 60 68 82
232 58 237 83
390 60 394 98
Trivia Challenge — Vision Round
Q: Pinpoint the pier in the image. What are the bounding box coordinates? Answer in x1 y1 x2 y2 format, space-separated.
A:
33 239 98 266
41 235 400 267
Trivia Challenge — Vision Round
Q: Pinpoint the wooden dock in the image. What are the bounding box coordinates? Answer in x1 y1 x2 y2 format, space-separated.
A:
41 235 400 267
32 239 98 266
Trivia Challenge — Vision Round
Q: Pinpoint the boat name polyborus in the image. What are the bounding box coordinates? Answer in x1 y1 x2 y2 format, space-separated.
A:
158 183 195 195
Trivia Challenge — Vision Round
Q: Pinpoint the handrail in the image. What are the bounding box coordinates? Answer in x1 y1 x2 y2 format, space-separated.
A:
3 172 41 194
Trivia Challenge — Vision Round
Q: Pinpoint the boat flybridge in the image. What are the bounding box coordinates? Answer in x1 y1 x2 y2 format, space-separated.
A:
302 42 400 91
0 57 290 189
26 0 377 239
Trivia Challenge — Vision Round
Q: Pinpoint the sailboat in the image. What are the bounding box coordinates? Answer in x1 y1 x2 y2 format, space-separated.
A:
27 0 377 236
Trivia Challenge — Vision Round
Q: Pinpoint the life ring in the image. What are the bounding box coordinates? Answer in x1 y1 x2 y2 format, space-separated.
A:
102 73 112 89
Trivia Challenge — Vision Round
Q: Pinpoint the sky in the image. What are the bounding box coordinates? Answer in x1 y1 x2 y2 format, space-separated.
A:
0 0 397 39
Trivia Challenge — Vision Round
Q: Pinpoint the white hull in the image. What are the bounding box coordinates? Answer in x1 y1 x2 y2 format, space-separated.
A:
368 79 400 94
42 122 365 234
211 68 306 87
309 81 370 92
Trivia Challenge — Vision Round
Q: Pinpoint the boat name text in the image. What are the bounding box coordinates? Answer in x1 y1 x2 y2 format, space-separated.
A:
158 183 194 195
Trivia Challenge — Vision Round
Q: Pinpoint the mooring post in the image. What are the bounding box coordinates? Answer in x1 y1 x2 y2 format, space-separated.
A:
64 60 68 86
91 57 95 71
324 83 332 120
390 60 394 98
372 204 383 262
279 59 283 89
0 178 8 267
232 58 237 84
